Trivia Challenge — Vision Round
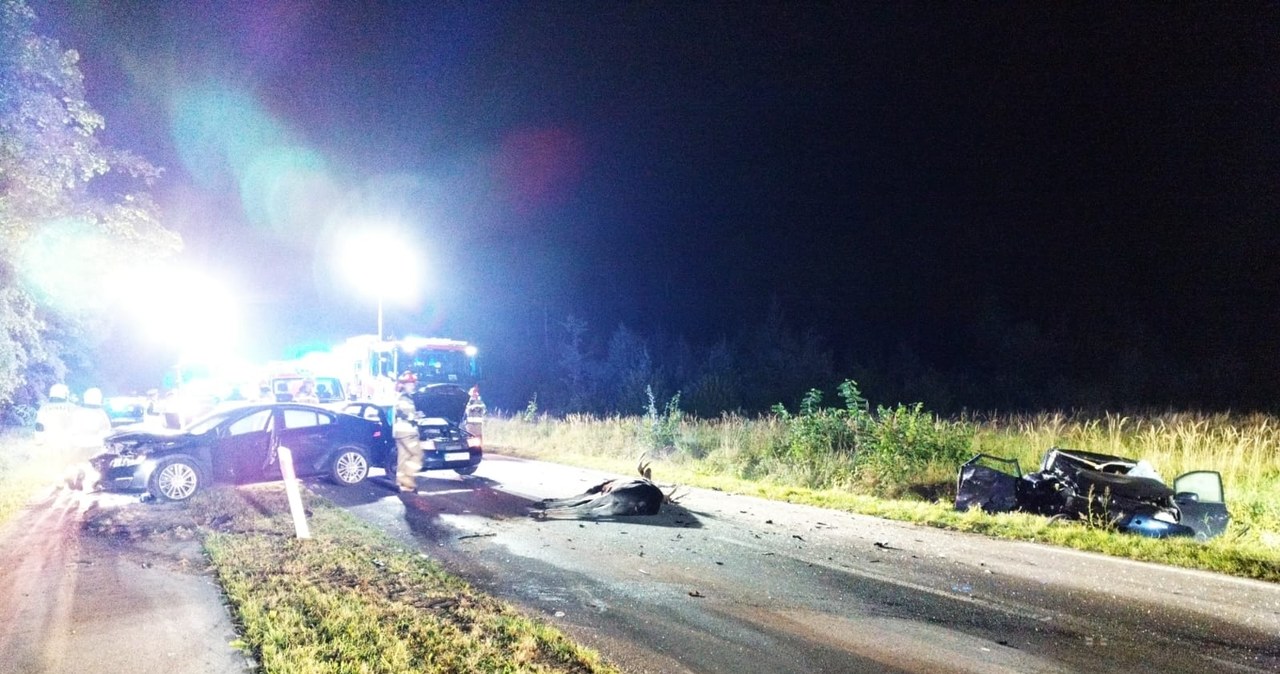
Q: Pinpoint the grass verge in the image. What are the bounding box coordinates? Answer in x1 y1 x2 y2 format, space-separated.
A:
0 430 95 527
192 485 620 674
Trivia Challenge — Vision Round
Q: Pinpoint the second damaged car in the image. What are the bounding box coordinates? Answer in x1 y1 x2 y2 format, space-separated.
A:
89 402 385 501
955 447 1230 540
340 383 483 479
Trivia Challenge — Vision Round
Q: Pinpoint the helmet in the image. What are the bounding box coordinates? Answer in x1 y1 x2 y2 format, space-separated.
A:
82 388 103 406
48 383 69 401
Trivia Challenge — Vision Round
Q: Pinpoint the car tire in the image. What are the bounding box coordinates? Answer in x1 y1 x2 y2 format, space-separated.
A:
330 446 370 486
148 456 204 502
455 464 478 476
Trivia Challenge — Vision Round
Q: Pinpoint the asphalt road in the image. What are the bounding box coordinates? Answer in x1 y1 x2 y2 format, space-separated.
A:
0 486 249 674
315 454 1280 674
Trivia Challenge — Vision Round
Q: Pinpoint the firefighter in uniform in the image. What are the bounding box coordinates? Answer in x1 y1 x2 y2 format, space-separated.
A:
465 386 486 440
74 387 113 448
35 383 77 447
393 397 422 493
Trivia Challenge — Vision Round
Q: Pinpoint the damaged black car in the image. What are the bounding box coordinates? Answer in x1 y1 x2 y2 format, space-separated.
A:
89 403 385 502
956 447 1230 540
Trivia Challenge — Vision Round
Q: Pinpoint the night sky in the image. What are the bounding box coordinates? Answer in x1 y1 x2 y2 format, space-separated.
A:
29 2 1280 407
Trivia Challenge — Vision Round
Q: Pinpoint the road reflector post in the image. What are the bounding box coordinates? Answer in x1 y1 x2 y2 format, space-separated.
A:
277 445 312 540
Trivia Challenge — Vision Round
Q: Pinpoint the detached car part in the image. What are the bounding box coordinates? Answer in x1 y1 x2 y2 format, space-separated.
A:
955 448 1229 540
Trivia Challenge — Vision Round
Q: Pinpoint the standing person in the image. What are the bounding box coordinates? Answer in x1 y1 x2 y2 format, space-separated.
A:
393 397 422 493
294 379 320 404
34 383 77 447
74 387 113 448
465 386 487 440
396 370 418 396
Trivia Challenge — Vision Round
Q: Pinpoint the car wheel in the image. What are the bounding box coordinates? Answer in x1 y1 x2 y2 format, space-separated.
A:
455 464 478 476
330 446 370 486
148 456 203 502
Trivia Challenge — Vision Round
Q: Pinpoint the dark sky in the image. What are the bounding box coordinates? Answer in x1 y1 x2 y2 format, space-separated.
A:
29 1 1280 402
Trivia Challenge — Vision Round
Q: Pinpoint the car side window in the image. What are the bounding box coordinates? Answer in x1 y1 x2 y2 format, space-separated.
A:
282 408 332 429
363 407 382 422
227 410 271 436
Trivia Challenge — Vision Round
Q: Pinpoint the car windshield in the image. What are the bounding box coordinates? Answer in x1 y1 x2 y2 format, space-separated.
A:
185 409 241 435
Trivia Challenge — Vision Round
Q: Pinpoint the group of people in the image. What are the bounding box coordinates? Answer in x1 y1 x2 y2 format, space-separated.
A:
34 384 113 450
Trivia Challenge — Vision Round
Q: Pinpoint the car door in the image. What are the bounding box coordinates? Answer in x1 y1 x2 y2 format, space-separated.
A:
342 402 392 466
274 407 336 477
215 408 274 483
1173 470 1230 540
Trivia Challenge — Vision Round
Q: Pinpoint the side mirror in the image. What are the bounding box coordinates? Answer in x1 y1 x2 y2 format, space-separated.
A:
1175 491 1200 503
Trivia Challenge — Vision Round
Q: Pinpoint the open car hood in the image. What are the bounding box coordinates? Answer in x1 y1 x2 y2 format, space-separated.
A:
410 384 468 424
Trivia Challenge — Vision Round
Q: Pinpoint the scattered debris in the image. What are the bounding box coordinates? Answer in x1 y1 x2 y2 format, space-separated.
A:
688 590 705 598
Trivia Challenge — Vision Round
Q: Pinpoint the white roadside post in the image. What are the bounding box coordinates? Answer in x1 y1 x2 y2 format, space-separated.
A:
276 444 312 539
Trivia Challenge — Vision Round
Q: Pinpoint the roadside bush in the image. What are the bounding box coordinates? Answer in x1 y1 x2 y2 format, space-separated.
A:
643 385 682 453
1 404 36 428
772 380 973 496
856 402 973 495
521 394 539 423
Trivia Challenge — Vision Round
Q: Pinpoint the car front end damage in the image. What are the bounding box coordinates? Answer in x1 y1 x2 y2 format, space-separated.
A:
415 417 483 473
956 448 1230 540
87 431 188 492
408 383 482 474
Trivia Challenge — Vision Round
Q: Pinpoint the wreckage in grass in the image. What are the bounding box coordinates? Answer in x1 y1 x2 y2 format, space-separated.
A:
956 447 1230 540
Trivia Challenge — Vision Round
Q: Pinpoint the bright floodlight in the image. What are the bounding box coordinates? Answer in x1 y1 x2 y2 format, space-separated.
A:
336 228 422 341
113 264 241 359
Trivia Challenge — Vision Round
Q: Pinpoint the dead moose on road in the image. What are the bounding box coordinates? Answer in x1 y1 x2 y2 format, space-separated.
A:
531 455 681 519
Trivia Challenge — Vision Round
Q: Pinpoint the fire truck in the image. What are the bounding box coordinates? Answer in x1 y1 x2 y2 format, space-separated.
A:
332 335 485 477
337 335 481 401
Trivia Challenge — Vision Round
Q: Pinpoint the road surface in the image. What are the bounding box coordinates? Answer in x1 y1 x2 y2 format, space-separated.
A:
315 453 1280 674
0 485 249 674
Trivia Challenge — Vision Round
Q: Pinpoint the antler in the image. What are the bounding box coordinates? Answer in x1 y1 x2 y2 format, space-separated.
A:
637 451 652 481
